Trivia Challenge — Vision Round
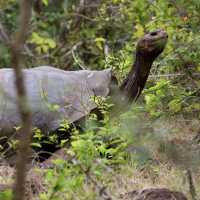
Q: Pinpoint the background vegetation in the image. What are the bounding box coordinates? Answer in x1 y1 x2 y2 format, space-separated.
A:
0 0 200 199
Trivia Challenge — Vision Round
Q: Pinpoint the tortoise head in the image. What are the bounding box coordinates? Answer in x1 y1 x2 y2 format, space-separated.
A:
119 29 168 103
136 29 168 60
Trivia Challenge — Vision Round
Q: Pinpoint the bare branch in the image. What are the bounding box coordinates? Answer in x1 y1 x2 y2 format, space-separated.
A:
73 159 115 200
71 45 86 70
186 169 197 200
0 21 34 58
71 13 97 22
10 1 33 200
61 41 87 70
0 22 10 44
148 73 200 79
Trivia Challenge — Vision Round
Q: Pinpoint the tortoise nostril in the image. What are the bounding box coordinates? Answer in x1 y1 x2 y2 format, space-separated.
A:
150 31 158 36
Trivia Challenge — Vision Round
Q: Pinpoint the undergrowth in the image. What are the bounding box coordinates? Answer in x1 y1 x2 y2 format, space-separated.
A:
0 109 200 200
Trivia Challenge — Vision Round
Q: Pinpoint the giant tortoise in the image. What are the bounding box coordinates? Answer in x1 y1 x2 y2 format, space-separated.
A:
0 29 168 160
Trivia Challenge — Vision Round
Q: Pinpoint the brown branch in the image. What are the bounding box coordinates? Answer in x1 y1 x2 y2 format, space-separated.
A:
186 169 197 200
0 21 34 58
10 1 33 200
77 162 115 200
0 22 10 44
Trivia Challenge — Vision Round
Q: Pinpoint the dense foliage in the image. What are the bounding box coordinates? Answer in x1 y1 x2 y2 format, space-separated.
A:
0 0 200 199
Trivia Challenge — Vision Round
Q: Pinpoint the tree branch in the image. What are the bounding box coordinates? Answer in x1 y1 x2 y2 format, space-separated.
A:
0 22 10 44
10 1 33 200
186 169 197 200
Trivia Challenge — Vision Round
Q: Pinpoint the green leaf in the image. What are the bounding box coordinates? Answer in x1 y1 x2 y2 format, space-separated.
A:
95 37 105 50
197 65 200 72
0 190 13 200
135 24 144 38
42 0 49 6
168 99 182 113
31 142 42 148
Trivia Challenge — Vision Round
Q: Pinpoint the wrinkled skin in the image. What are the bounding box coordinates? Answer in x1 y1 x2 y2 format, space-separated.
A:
120 29 168 102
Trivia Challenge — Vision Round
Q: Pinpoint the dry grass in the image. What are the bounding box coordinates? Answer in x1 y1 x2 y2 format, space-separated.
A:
0 165 46 200
0 117 199 200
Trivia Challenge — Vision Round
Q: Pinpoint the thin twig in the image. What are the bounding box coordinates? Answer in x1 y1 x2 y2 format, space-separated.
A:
148 73 200 79
24 44 34 57
62 41 87 70
0 21 34 58
77 162 115 200
71 13 97 22
61 42 83 59
71 47 86 70
186 169 197 200
0 22 10 44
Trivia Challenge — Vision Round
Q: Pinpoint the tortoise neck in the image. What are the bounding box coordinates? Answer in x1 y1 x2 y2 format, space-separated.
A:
119 51 154 103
